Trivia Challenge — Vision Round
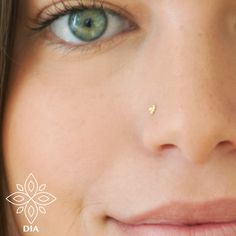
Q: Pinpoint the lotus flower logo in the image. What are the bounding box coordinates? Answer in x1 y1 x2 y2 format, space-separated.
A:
6 173 56 224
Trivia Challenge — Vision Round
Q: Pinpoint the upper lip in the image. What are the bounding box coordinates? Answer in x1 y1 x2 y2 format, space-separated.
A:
114 199 236 226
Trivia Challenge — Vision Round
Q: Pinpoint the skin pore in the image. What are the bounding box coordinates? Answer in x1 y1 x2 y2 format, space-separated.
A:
2 0 236 235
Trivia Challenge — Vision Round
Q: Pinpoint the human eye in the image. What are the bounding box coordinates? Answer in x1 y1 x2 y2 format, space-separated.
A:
29 0 138 52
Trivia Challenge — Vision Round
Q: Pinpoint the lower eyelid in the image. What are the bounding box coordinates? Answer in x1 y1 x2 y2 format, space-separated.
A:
43 25 142 58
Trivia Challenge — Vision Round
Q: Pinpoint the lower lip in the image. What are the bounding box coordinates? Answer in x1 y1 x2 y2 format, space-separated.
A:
110 219 236 236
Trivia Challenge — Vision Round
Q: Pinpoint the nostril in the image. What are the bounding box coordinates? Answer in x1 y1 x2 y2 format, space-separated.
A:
217 140 236 153
218 140 233 148
158 144 176 152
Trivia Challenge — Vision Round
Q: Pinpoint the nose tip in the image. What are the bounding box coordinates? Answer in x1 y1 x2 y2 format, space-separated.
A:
142 106 236 164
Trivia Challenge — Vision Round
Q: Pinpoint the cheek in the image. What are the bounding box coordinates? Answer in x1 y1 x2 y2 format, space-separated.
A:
2 62 127 201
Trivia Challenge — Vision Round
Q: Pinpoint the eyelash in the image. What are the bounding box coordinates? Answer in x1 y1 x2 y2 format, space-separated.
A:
29 0 138 53
31 0 109 31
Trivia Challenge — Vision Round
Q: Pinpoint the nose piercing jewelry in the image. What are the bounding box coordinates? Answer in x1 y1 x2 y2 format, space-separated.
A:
148 104 157 115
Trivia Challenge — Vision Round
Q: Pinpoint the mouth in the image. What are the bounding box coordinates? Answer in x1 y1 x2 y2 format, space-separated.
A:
107 199 236 236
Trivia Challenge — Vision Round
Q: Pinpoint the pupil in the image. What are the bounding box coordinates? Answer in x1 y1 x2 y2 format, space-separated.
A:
84 18 93 28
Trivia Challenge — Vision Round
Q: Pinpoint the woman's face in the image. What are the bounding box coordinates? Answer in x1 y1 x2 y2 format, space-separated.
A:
3 0 236 235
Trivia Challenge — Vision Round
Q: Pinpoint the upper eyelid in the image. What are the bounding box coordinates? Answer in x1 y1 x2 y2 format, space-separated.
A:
30 0 139 31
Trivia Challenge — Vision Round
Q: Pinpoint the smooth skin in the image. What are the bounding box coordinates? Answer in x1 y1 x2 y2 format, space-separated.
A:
2 0 236 235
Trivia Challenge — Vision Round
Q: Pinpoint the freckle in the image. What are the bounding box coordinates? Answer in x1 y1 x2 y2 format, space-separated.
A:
197 32 203 37
179 25 185 31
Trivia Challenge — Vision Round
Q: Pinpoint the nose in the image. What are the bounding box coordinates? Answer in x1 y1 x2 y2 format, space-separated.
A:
141 5 236 164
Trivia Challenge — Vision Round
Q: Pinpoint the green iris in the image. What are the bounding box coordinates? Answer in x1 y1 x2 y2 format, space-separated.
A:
68 9 108 42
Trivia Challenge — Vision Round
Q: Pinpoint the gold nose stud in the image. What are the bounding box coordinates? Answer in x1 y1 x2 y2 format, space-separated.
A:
148 105 157 115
